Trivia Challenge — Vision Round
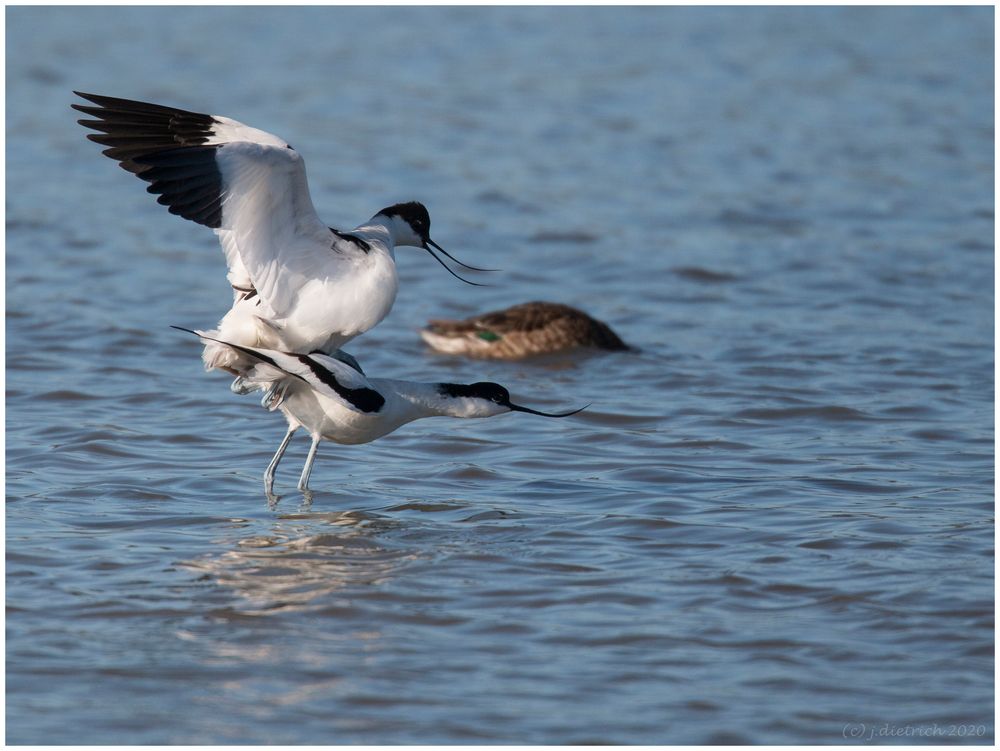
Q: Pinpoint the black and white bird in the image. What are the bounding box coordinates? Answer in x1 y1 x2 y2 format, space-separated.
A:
73 92 486 374
173 327 585 494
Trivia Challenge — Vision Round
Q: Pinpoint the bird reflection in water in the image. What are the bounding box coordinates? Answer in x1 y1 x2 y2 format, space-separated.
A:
183 506 414 616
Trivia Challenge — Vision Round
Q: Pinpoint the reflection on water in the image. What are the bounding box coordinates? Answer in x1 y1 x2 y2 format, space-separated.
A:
185 509 416 615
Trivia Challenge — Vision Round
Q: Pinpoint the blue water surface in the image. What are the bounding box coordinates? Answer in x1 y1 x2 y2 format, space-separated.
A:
6 6 994 744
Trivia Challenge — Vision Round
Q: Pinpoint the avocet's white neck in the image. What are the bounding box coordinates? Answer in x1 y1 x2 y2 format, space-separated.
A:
360 213 422 249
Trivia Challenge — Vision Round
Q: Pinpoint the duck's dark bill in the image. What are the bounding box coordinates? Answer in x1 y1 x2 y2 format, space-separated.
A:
509 403 589 418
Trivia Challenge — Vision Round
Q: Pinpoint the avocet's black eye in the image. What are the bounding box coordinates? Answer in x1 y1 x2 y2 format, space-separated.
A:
488 385 510 404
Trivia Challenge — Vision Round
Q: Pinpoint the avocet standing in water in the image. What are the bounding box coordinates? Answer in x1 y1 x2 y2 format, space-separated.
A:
73 92 487 373
173 327 585 494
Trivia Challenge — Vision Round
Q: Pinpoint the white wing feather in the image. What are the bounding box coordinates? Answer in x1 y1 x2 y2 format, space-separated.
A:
211 140 332 316
75 94 393 361
215 228 251 296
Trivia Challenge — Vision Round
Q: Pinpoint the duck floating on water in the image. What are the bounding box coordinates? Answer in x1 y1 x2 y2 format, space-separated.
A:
420 301 630 359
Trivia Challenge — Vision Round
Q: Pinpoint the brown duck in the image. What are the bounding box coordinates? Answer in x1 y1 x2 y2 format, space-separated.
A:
421 302 629 359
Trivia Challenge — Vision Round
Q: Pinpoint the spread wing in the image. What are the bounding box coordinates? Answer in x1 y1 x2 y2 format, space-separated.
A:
73 92 355 316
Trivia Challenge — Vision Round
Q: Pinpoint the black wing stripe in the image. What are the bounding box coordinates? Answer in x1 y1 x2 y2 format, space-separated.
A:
140 163 217 182
99 143 217 167
169 326 298 377
133 147 223 228
295 355 385 413
86 134 205 149
152 178 215 201
330 228 372 253
76 119 185 135
170 200 222 225
168 198 223 226
74 91 208 116
133 147 220 169
74 92 223 227
155 181 219 206
72 106 183 125
162 192 221 220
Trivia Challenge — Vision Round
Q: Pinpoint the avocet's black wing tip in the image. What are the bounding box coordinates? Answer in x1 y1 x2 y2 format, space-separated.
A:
74 90 225 228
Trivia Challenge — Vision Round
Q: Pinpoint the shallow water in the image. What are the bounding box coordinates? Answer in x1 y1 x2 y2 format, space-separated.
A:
6 6 994 745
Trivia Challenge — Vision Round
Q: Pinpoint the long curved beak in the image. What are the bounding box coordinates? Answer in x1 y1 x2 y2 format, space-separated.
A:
422 240 488 286
427 237 499 273
508 402 589 418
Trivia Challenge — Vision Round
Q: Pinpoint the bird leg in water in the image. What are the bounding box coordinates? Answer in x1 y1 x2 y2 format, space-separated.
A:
297 435 321 491
264 426 297 495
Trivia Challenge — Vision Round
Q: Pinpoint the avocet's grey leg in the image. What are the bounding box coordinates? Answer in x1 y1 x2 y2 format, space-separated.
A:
299 488 314 510
264 426 297 495
297 435 321 492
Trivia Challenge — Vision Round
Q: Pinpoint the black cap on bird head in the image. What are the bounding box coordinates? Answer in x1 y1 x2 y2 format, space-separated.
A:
438 381 587 417
376 201 494 285
378 201 431 242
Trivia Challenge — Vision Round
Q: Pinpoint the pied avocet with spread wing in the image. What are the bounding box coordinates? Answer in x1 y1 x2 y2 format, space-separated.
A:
73 92 487 374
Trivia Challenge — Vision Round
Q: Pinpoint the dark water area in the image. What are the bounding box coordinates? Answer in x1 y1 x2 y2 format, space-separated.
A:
6 6 994 744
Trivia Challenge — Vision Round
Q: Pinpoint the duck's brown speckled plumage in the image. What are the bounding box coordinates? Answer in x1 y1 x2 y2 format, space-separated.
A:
420 302 629 359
